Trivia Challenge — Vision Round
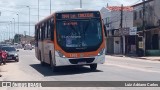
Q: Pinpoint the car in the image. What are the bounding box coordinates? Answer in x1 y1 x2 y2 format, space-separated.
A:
13 43 22 49
1 46 19 62
16 44 23 49
24 44 32 50
31 45 35 49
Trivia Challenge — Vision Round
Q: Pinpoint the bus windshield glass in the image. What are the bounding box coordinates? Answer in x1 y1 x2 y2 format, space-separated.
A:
56 18 103 52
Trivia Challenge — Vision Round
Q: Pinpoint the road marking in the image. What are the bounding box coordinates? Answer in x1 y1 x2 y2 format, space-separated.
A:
105 63 160 73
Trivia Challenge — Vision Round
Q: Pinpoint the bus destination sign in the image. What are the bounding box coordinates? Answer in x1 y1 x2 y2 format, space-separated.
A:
56 12 100 19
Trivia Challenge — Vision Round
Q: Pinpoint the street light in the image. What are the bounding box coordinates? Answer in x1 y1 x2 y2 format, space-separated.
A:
26 6 30 36
38 0 39 21
17 14 20 43
80 0 82 8
142 0 146 56
13 18 16 43
6 25 9 40
50 0 51 14
10 21 13 41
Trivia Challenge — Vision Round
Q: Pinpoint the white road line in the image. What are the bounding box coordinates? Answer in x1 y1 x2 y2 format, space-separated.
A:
105 63 160 73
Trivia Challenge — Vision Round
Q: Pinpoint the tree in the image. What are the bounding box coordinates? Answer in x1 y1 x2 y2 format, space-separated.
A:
14 34 23 43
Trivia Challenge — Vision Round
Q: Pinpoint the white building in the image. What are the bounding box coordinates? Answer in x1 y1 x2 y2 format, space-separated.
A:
100 6 135 55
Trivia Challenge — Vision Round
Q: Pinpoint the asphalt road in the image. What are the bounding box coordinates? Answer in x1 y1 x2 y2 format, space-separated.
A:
0 49 160 90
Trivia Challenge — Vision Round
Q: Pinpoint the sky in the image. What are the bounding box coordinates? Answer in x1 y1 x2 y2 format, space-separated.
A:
0 0 141 41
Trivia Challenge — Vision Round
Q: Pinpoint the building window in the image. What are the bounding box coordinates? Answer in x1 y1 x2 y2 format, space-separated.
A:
134 11 137 20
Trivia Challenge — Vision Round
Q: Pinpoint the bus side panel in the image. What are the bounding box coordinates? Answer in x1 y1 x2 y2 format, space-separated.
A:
50 43 55 65
38 41 44 62
35 45 39 60
43 40 53 64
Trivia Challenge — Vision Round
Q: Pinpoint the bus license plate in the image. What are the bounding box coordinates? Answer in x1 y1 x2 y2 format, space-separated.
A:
78 62 86 64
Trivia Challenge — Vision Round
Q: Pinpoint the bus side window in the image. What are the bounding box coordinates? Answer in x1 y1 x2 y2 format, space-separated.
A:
50 18 54 40
38 26 41 40
44 22 48 39
35 26 37 41
47 21 49 39
36 26 40 46
41 23 45 41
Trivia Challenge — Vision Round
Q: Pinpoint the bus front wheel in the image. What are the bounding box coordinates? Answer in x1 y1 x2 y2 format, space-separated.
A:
90 64 97 71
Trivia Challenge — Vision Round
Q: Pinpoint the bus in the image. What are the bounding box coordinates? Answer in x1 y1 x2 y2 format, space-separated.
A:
35 10 106 71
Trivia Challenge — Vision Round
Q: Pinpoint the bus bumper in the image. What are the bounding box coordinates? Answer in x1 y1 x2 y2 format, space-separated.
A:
55 54 105 66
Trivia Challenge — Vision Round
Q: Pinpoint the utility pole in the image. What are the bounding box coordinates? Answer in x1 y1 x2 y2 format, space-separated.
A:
10 21 12 42
26 6 30 36
50 0 51 14
120 4 125 54
142 0 146 56
17 14 20 43
80 0 82 8
13 18 15 43
38 0 39 21
7 25 10 40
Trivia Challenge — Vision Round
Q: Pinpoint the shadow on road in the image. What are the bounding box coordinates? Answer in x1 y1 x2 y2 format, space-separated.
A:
6 61 17 63
30 64 102 76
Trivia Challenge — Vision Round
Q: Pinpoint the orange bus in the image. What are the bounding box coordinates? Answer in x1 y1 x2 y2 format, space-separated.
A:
35 10 106 71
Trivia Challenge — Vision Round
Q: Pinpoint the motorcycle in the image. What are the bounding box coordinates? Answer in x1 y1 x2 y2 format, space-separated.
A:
0 50 7 65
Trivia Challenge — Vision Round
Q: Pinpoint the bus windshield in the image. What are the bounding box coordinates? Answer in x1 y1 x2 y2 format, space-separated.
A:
56 18 103 52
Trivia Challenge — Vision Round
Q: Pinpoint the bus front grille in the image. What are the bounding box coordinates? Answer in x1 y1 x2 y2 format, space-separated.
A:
69 58 95 64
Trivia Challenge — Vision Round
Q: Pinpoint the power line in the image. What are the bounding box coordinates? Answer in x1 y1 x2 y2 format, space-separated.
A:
0 8 46 17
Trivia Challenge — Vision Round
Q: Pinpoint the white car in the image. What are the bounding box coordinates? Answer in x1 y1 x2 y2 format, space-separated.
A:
24 44 32 50
16 44 23 49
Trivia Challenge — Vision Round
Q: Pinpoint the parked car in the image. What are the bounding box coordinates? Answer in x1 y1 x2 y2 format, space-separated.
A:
13 43 23 49
31 45 35 49
16 44 23 49
24 44 32 50
1 46 19 62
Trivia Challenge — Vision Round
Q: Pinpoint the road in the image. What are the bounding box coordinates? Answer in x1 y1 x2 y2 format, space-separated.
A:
0 49 160 90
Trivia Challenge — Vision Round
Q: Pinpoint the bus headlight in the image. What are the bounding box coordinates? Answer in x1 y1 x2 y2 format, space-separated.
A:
56 51 65 58
98 48 105 56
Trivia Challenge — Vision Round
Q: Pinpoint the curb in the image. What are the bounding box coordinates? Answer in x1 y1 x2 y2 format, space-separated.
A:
106 55 160 61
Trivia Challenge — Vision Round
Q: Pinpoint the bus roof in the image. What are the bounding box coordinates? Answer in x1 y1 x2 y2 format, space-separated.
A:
35 9 99 26
55 9 99 13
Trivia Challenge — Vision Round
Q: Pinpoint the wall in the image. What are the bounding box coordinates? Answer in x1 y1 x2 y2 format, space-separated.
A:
110 11 133 29
153 0 160 26
159 30 160 49
100 7 133 30
114 37 121 54
133 0 160 29
100 7 111 30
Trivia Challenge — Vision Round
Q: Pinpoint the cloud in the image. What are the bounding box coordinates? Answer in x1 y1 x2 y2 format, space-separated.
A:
0 0 139 39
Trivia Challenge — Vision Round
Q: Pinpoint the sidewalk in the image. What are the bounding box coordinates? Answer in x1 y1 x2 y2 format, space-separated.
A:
106 54 160 61
137 56 160 61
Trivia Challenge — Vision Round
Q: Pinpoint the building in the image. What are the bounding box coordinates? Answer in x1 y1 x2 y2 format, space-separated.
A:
132 0 160 56
20 35 35 45
100 6 136 55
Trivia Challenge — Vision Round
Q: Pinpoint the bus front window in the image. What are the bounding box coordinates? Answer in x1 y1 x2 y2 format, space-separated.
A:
56 19 103 52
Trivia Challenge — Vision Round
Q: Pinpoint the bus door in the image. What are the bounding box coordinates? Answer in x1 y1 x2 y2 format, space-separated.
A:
43 21 51 64
38 24 45 63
